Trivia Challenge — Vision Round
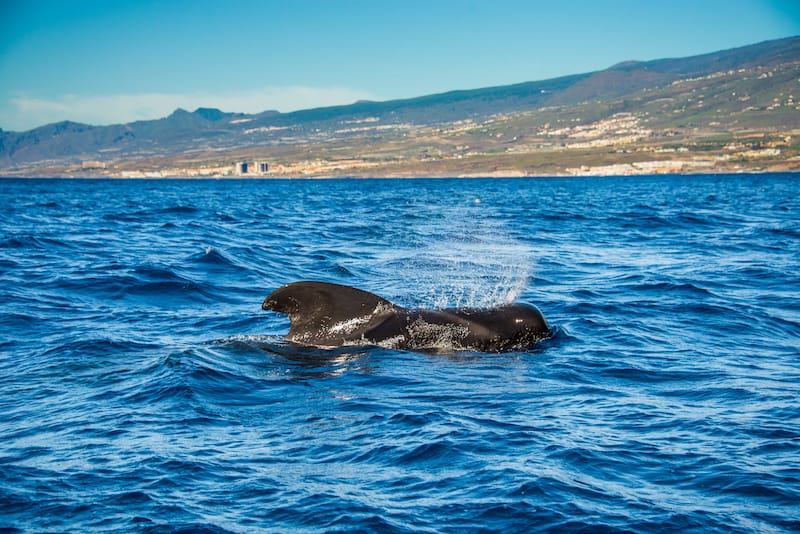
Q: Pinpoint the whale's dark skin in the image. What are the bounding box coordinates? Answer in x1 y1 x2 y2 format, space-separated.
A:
262 281 551 352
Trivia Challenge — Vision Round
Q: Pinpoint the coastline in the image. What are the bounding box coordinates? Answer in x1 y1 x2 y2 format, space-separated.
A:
2 169 798 180
4 120 797 179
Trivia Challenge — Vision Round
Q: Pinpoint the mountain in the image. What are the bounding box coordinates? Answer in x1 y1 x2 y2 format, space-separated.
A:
1 36 798 176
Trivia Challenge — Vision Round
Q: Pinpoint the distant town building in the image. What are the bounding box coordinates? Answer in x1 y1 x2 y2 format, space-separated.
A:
234 160 269 176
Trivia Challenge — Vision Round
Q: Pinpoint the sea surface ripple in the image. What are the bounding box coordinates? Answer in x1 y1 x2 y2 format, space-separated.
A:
1 175 799 532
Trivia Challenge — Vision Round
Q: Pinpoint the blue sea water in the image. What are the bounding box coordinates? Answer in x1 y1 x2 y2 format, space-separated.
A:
1 174 799 533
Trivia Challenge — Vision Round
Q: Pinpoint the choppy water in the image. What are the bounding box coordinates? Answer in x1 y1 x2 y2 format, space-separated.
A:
1 174 799 533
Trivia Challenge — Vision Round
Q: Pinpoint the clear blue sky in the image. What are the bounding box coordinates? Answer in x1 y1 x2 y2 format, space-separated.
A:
1 0 798 131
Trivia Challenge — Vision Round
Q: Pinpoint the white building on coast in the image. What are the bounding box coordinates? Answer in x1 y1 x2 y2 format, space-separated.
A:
235 161 269 176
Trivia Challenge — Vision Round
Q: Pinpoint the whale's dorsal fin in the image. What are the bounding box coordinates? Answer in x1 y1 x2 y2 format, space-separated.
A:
262 281 396 345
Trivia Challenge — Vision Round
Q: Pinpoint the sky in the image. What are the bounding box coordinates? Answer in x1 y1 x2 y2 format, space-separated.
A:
1 0 798 132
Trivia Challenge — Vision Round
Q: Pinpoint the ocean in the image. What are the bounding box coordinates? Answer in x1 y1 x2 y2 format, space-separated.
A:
1 174 798 532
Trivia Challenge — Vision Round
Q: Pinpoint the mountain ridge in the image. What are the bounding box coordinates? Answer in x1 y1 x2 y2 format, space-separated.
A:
2 36 798 176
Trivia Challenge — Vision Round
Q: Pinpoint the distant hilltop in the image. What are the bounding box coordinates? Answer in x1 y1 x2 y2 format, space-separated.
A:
1 36 798 177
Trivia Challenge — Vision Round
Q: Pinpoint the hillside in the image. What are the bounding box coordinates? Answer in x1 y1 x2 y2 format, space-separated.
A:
1 36 799 177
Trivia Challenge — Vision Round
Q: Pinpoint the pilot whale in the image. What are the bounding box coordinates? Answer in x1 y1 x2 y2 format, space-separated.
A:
262 281 550 352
